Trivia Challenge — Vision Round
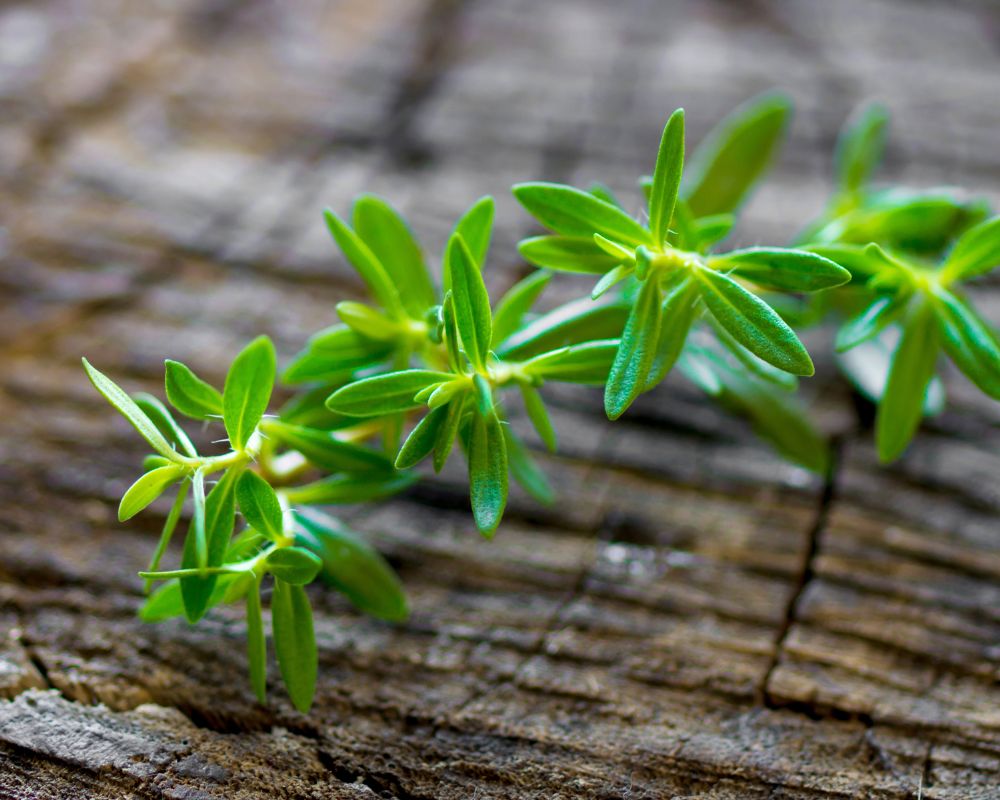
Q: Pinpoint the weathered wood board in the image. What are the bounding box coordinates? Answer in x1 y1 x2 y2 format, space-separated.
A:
1 0 999 797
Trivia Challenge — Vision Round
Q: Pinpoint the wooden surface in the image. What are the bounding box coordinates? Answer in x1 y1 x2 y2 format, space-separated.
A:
2 0 1000 797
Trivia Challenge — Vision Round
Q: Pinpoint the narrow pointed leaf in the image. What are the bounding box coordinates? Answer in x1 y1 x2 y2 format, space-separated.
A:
513 182 652 247
492 271 551 347
649 108 685 248
324 209 403 316
262 420 395 473
645 277 700 388
835 102 889 195
326 370 453 417
395 407 447 468
518 236 620 274
836 294 908 353
932 287 1000 400
468 410 507 536
713 248 850 292
164 360 223 420
520 384 556 451
941 216 1000 282
446 234 492 370
283 472 416 506
503 426 554 505
118 465 185 522
523 340 619 385
434 394 467 472
271 578 317 713
266 547 322 585
498 296 629 360
452 196 494 269
223 336 276 452
134 393 197 458
246 580 267 703
237 471 285 541
591 264 633 300
605 277 663 419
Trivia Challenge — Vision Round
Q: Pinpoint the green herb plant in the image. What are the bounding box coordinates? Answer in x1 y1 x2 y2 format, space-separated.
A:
85 93 999 713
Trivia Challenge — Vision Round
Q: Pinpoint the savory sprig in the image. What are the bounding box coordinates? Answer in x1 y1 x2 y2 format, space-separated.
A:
85 336 410 712
514 99 851 420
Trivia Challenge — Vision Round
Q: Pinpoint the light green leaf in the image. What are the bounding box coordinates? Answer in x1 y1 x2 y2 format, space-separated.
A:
649 108 685 248
941 216 1000 283
468 409 508 536
694 267 813 376
522 340 619 385
518 235 620 274
605 277 663 419
520 384 556 451
336 301 399 341
283 472 416 506
452 196 495 269
237 471 285 541
645 277 700 389
876 303 940 463
492 271 551 347
835 102 889 196
395 407 447 469
352 194 435 315
499 296 630 360
836 294 908 353
223 336 276 452
82 359 179 460
503 426 554 506
271 578 317 713
692 214 735 251
932 287 1000 400
266 547 323 585
513 182 652 247
713 248 850 292
434 394 467 473
591 264 633 300
326 370 453 417
324 209 404 316
119 464 185 522
446 234 493 371
294 509 409 622
683 91 792 216
134 393 197 458
140 574 241 623
164 360 223 421
246 579 266 703
442 292 462 372
262 420 395 473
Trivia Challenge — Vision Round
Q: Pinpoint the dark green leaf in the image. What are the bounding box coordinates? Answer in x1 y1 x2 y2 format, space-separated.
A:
164 360 223 421
645 277 700 388
648 108 685 248
836 294 908 353
838 332 944 417
804 243 882 283
326 370 453 417
468 409 508 536
246 579 266 703
119 465 185 522
932 287 1000 400
352 194 436 315
294 509 409 622
236 471 285 541
262 420 395 473
876 303 940 463
452 196 494 269
283 472 416 505
835 102 888 195
434 394 467 473
278 383 358 431
133 393 197 458
499 297 630 360
512 182 652 247
694 267 813 376
223 336 276 452
503 426 554 505
83 359 178 460
520 384 556 451
395 406 447 468
523 340 619 385
518 236 620 274
266 547 323 585
605 277 663 419
442 292 462 372
446 234 492 371
491 271 551 347
140 574 241 623
683 91 791 216
271 578 317 713
942 216 1000 282
714 248 851 292
324 209 403 316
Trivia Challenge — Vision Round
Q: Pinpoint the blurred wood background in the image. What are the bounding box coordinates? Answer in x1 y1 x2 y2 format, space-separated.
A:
1 0 999 797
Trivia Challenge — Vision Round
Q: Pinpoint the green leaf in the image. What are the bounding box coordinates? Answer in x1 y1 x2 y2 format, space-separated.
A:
499 296 630 360
522 340 619 385
838 332 944 417
605 277 663 419
283 472 416 506
518 236 621 274
180 466 240 622
395 406 447 469
164 360 223 421
82 359 179 460
520 384 556 451
446 234 492 371
932 287 1000 400
694 267 813 376
591 264 633 300
683 91 792 216
468 409 508 536
645 277 700 388
692 214 735 251
144 479 190 592
434 394 467 473
133 393 197 458
452 196 494 269
294 509 409 622
324 209 403 317
588 182 624 208
262 420 395 473
335 301 399 341
442 292 463 372
119 465 185 522
835 102 888 196
326 370 453 417
649 108 685 248
246 579 266 703
942 216 1000 283
512 182 652 248
492 271 551 347
140 574 241 623
236 471 285 541
876 303 940 463
836 294 908 353
223 336 276 452
706 314 798 391
278 384 358 431
271 578 317 713
266 547 323 585
503 426 554 505
804 243 883 283
713 248 850 292
352 195 436 315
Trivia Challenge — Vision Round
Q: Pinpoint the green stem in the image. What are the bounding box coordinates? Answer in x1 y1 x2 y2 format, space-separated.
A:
143 480 190 594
